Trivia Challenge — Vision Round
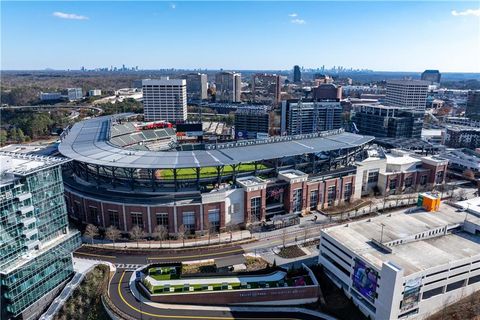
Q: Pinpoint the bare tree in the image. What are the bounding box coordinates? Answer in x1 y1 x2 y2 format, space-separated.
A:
105 225 121 247
177 224 188 247
204 221 212 245
84 224 99 245
457 188 467 201
225 221 236 242
129 225 145 248
282 227 288 248
152 225 168 248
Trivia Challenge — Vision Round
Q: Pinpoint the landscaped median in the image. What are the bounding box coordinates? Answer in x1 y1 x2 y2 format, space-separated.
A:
137 262 319 305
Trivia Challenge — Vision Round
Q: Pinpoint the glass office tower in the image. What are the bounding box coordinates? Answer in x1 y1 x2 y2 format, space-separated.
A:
0 152 81 320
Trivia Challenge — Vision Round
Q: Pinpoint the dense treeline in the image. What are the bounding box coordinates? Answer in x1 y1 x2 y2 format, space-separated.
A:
0 109 72 144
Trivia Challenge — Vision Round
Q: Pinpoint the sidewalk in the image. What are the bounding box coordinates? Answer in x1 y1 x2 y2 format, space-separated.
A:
84 229 252 249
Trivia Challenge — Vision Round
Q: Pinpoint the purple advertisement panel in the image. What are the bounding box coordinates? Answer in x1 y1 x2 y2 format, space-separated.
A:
352 258 378 303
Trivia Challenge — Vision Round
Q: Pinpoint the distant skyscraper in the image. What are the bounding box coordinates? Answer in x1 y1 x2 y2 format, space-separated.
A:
142 77 187 122
421 70 441 84
466 90 480 119
215 72 241 102
386 80 429 111
293 65 302 83
181 73 208 101
0 152 81 320
251 73 281 105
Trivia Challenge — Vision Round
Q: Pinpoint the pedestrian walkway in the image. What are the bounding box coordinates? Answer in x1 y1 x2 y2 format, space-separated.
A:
115 263 144 270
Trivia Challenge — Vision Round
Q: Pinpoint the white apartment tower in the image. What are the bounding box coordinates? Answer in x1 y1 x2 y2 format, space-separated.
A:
215 72 241 102
386 80 429 111
142 78 187 122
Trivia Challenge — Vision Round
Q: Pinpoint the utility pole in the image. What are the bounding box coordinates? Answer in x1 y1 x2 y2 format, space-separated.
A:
380 223 385 243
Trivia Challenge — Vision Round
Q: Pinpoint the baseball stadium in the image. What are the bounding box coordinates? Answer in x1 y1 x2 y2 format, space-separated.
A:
58 114 374 235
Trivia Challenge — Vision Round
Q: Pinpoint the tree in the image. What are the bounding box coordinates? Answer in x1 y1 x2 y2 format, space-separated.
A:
177 224 188 247
0 129 7 146
225 221 236 242
129 225 145 248
84 224 99 245
105 225 121 247
281 227 288 248
152 225 168 248
204 221 212 245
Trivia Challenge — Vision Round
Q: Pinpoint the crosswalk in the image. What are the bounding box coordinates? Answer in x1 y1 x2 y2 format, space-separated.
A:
115 263 144 270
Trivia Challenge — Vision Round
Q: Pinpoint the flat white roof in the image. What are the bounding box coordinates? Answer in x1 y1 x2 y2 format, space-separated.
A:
322 204 480 276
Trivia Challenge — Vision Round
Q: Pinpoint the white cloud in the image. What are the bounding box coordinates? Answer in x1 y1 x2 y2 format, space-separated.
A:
288 13 298 17
291 18 306 25
170 3 176 9
451 8 480 17
52 11 88 20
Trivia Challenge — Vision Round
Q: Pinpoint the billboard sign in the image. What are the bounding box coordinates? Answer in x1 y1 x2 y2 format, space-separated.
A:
401 277 422 311
176 123 203 137
352 258 379 303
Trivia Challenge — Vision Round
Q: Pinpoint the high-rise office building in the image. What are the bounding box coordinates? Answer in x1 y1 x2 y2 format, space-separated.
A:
293 65 302 83
352 104 423 139
281 100 342 135
421 70 441 84
466 90 480 119
142 77 187 122
0 152 81 320
181 73 208 101
385 80 429 111
251 73 281 105
234 105 271 139
215 72 241 103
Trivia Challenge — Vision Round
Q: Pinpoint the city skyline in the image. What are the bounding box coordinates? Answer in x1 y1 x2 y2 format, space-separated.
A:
1 1 479 72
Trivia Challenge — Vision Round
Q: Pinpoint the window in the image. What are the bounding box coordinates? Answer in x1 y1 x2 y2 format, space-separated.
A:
108 210 120 228
422 287 443 300
367 171 379 184
404 176 413 188
293 189 303 212
182 212 195 231
389 178 397 190
73 201 81 218
88 206 98 224
131 212 143 228
420 175 428 185
250 197 261 222
208 208 220 230
310 190 318 209
156 213 168 227
343 183 352 201
435 171 444 184
327 185 336 205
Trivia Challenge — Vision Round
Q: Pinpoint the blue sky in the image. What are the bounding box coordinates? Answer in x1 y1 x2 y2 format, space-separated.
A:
1 1 479 72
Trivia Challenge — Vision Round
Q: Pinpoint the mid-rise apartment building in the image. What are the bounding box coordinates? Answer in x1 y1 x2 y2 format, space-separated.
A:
234 105 271 139
66 88 83 101
142 78 187 122
251 73 281 105
443 125 480 149
215 72 241 103
281 99 342 135
386 80 429 111
0 152 81 320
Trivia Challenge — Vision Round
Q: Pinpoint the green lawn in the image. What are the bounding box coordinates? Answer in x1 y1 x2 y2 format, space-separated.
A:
158 163 269 180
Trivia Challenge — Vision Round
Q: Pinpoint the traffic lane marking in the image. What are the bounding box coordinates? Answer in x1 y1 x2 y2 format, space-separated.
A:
116 271 304 320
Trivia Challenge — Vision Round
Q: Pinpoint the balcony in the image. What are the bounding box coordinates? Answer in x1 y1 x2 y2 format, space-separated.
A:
14 192 32 202
19 216 36 228
16 205 34 216
22 228 38 240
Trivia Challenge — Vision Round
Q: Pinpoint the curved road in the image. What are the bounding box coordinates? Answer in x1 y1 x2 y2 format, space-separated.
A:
110 270 324 320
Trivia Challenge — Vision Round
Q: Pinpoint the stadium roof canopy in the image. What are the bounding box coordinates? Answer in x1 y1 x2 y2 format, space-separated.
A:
59 115 374 169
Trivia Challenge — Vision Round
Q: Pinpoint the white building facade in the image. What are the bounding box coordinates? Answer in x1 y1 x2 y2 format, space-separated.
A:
386 80 429 111
142 78 187 122
319 206 480 319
